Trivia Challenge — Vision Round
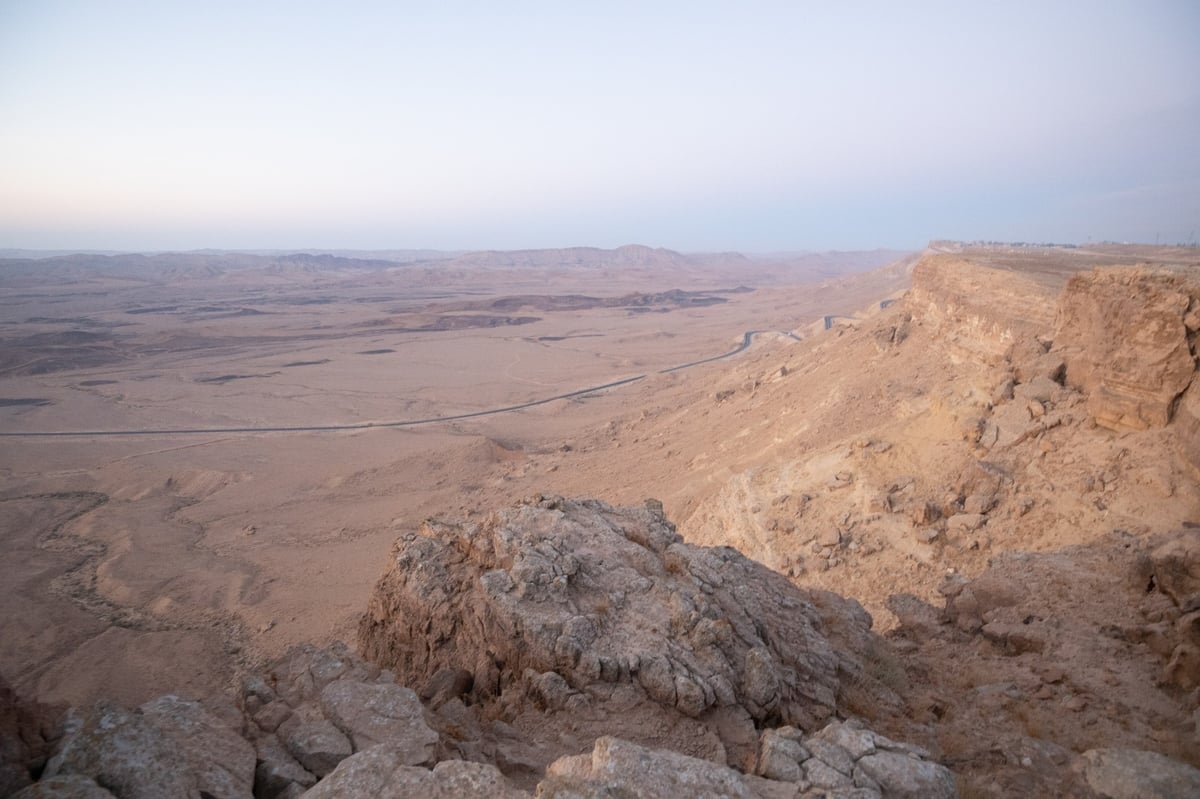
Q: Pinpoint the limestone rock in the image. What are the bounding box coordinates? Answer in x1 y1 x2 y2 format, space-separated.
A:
540 736 756 798
280 718 353 778
254 734 317 799
42 703 200 799
301 748 528 798
10 775 118 798
319 680 438 761
1080 748 1200 799
855 750 957 799
1054 267 1198 431
752 720 954 799
139 695 255 799
358 497 892 756
755 727 808 782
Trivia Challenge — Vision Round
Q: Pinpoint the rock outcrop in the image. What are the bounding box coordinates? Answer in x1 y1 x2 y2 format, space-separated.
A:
906 253 1070 364
358 496 899 763
1054 267 1199 432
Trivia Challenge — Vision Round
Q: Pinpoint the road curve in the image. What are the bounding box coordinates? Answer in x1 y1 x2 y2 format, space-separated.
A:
0 330 802 438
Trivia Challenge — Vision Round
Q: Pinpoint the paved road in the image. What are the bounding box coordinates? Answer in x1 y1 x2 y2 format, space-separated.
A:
0 329 801 438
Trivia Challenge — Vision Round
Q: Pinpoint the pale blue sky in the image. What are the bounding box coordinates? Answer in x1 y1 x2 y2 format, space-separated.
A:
1 1 1197 251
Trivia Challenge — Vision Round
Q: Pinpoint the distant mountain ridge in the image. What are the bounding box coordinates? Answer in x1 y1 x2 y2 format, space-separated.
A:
0 245 910 286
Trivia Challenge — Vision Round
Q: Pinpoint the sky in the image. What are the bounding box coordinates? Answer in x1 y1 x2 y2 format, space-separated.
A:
1 1 1198 252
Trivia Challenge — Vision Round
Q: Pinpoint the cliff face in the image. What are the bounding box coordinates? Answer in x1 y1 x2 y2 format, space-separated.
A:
905 254 1065 363
910 252 1200 438
1053 266 1199 432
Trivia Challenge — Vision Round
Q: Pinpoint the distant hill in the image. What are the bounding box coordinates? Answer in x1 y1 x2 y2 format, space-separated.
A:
0 245 911 287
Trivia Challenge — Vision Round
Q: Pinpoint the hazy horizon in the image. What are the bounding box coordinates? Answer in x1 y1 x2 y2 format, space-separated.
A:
2 2 1198 252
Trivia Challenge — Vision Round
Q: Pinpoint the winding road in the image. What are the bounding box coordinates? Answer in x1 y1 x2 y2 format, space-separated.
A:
0 329 803 438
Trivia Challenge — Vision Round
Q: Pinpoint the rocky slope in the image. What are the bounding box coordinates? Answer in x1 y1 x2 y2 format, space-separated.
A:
2 501 960 798
357 496 903 770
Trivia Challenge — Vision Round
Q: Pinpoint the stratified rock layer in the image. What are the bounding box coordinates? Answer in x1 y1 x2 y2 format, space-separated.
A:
1054 267 1198 432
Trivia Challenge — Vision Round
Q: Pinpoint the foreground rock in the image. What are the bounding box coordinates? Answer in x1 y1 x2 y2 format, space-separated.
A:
359 496 901 765
1080 748 1200 799
38 700 240 799
540 723 956 799
1 675 59 797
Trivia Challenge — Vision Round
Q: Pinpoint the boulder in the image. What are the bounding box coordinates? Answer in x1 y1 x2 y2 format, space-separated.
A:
254 734 317 799
41 703 200 799
753 720 954 799
280 719 353 778
855 750 957 799
138 695 255 799
318 680 437 761
358 497 894 756
540 736 756 799
1080 748 1200 799
301 748 528 798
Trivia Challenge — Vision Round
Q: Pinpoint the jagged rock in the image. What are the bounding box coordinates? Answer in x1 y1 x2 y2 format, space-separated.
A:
280 718 353 778
750 721 954 799
254 734 317 798
268 643 381 709
1054 267 1198 431
1080 748 1200 799
813 720 877 760
301 748 528 798
987 402 1041 448
319 680 438 761
41 703 200 799
10 775 118 798
139 695 255 799
1 675 57 797
358 497 892 758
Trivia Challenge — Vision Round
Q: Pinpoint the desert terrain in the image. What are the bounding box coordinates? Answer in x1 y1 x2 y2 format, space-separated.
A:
2 243 1200 798
0 246 909 702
